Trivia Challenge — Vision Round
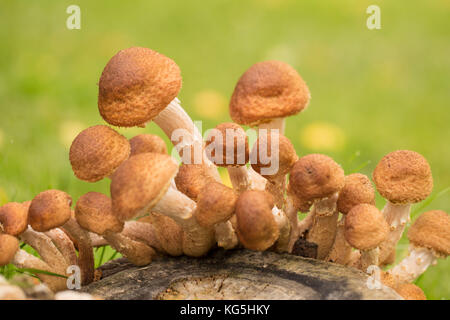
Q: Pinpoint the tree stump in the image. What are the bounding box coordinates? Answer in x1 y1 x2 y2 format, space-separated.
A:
83 249 401 300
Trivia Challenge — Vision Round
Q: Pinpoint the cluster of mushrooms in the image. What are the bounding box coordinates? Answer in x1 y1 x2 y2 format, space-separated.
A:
0 47 448 300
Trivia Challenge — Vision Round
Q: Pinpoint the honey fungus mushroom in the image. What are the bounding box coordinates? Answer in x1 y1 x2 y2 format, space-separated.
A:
286 154 345 256
110 152 215 257
69 125 130 182
98 47 219 181
344 204 389 272
251 131 297 207
230 60 310 133
0 202 29 236
174 164 214 201
205 122 251 193
388 210 449 283
235 190 279 251
28 190 95 285
75 192 156 266
327 173 376 265
373 150 433 265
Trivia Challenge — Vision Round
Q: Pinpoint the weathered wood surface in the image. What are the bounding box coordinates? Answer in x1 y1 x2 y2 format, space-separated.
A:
84 249 401 300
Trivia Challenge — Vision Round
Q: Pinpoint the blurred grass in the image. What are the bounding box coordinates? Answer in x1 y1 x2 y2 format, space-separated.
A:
0 0 448 299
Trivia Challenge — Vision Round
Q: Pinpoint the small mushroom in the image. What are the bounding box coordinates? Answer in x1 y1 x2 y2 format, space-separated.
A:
111 152 215 257
235 190 279 251
251 131 297 207
229 60 310 133
344 204 389 272
327 173 376 265
194 181 239 250
174 163 215 201
287 154 345 256
0 202 29 236
129 133 168 156
69 125 130 182
205 123 251 193
0 233 19 266
75 192 156 266
388 210 449 283
98 47 219 181
28 190 95 285
373 150 433 265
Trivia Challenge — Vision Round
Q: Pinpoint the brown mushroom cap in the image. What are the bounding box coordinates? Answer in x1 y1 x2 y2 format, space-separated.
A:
194 181 238 227
344 204 389 250
130 134 167 156
373 150 433 204
251 131 297 178
230 60 310 126
174 164 213 201
111 152 179 221
75 192 124 235
70 125 130 182
98 47 182 127
395 283 427 300
289 154 345 204
0 234 19 266
407 210 450 256
235 190 279 251
337 173 376 215
205 122 249 167
0 202 29 236
28 190 72 232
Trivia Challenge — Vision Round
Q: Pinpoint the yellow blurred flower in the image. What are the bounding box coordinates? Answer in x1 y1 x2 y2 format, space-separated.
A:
300 122 346 152
59 120 86 149
193 90 227 120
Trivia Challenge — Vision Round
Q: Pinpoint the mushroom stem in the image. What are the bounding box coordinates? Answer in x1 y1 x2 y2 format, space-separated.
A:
62 217 95 285
378 202 412 265
152 186 215 257
360 247 380 272
272 206 290 252
227 166 251 193
248 167 267 190
265 175 286 208
121 220 163 252
11 249 67 292
44 228 78 267
258 118 286 134
326 219 353 265
305 193 339 259
153 98 220 182
19 227 68 276
285 196 301 251
103 231 156 266
214 221 238 250
388 245 437 283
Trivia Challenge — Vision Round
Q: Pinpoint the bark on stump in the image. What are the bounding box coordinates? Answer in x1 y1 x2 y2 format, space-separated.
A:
83 249 401 300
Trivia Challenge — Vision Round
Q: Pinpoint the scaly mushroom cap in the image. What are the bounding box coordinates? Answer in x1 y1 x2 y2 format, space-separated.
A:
0 202 29 236
129 134 167 156
28 190 72 232
0 234 19 266
75 192 124 235
235 190 279 251
407 210 450 256
289 154 344 205
230 60 310 126
251 131 297 178
111 152 179 221
174 164 213 201
344 204 389 251
70 125 130 182
337 173 375 215
194 181 238 227
205 122 249 167
373 150 433 204
395 283 427 300
98 47 182 127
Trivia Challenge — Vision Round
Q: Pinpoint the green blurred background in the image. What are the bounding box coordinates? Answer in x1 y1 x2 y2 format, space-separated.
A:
0 0 448 299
